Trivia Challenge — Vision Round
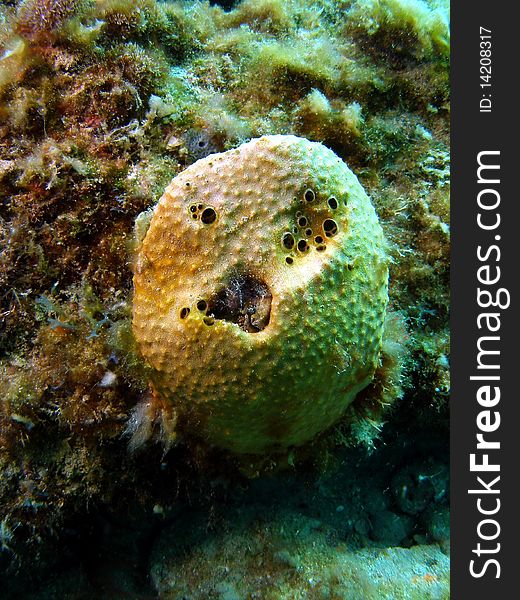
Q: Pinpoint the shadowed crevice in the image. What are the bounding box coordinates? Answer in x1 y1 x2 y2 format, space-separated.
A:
208 273 272 333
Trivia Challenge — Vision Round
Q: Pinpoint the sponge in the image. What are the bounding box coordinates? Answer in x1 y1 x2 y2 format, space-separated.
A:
132 135 388 454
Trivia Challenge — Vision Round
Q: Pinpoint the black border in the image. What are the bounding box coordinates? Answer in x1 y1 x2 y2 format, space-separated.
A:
451 3 517 597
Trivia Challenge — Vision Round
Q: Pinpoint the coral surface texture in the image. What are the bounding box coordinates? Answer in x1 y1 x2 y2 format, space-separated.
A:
133 135 389 453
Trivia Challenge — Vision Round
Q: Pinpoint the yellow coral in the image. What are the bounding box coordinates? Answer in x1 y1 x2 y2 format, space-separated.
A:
132 135 388 454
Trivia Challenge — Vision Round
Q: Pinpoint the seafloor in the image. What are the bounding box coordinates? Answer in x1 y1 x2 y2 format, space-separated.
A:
0 0 449 598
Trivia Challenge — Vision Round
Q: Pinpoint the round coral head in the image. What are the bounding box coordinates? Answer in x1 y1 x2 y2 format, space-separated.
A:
132 135 388 454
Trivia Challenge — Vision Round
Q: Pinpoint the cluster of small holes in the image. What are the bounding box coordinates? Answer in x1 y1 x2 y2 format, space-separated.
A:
179 298 217 326
314 234 326 252
197 300 216 327
280 189 343 264
295 211 312 238
200 299 215 326
178 276 272 331
188 204 217 225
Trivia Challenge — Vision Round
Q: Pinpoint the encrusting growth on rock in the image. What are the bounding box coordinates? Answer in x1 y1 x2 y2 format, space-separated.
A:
132 135 389 454
14 0 86 40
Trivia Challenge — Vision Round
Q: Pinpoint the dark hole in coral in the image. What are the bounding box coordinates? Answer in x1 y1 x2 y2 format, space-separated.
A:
201 207 217 225
197 300 207 312
197 203 204 210
315 235 324 244
323 219 338 237
304 189 315 202
286 257 294 265
305 228 313 237
282 232 295 250
292 226 298 234
316 245 326 252
328 196 338 210
298 216 308 227
190 205 197 213
192 214 198 219
297 239 309 253
207 273 272 333
180 307 190 319
203 316 215 326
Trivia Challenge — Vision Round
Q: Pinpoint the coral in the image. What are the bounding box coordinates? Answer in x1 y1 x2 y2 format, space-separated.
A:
132 135 389 454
